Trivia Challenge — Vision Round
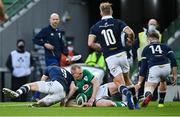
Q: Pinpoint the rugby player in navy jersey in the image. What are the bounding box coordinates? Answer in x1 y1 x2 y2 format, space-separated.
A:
88 2 138 109
136 31 177 107
3 65 74 107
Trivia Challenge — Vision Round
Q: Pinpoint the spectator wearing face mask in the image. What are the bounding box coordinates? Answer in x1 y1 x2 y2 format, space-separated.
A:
132 19 162 100
6 39 34 102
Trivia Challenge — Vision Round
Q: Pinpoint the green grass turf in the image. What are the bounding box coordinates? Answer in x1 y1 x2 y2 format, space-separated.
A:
0 102 179 116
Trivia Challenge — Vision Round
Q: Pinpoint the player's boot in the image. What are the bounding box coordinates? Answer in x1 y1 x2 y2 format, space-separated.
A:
2 88 19 98
158 103 164 108
126 92 135 110
134 102 140 109
141 94 152 107
133 96 140 109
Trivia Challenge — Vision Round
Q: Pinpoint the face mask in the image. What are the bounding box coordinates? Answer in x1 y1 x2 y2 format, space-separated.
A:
148 25 156 32
18 45 25 52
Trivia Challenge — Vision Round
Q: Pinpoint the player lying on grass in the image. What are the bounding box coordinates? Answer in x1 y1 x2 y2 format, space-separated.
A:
135 31 177 107
3 65 74 107
61 64 126 107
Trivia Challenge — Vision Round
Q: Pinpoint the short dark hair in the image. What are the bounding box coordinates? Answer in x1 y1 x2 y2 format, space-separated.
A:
16 39 25 45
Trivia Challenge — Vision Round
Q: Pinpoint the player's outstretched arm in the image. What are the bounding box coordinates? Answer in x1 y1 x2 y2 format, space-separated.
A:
86 77 100 106
61 81 77 107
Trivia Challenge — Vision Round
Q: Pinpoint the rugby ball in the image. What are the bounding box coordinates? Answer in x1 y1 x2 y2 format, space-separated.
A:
76 93 88 105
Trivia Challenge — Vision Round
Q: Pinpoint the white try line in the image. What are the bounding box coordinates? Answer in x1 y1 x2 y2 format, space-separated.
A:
0 103 31 107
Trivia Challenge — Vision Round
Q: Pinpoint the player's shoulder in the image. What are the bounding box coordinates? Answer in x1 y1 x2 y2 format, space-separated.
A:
144 44 151 49
91 20 102 28
156 43 169 49
41 25 50 31
11 50 17 54
116 19 124 23
142 45 151 54
115 19 127 25
83 69 90 74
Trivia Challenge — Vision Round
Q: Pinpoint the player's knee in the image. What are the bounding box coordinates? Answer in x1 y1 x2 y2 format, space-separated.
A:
28 83 39 91
37 99 54 107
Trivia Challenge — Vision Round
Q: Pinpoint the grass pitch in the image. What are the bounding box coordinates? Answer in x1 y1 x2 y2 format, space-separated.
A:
0 102 179 116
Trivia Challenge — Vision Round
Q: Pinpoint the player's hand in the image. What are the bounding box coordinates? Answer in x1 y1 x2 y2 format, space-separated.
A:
83 102 90 107
126 37 133 46
44 43 54 50
172 77 177 86
86 97 95 107
60 97 68 107
135 83 141 91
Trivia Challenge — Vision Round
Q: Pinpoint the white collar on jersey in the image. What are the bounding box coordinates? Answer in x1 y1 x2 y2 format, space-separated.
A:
101 15 113 20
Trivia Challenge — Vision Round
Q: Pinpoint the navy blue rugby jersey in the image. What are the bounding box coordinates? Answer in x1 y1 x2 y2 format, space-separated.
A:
140 42 177 77
89 16 127 58
44 66 74 93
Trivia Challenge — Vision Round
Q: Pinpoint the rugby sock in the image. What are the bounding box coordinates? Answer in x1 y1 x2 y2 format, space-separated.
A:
145 91 152 98
118 85 130 96
128 87 138 105
159 91 166 104
33 92 40 99
16 85 30 95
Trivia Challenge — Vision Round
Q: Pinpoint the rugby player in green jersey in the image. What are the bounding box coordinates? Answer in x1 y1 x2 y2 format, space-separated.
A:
62 64 126 107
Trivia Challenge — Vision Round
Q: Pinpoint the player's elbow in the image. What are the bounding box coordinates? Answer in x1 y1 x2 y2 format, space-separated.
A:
88 35 96 47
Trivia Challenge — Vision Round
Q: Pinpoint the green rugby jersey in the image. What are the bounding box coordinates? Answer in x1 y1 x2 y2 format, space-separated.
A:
75 69 94 99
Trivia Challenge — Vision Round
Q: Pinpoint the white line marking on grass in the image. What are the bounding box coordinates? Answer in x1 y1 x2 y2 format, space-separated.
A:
0 103 31 107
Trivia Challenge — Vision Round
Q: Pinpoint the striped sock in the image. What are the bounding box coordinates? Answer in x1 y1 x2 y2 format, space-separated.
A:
16 85 30 95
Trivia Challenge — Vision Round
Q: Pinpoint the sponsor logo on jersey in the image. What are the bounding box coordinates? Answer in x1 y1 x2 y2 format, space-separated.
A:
83 84 89 91
51 33 54 36
84 76 88 81
58 33 61 38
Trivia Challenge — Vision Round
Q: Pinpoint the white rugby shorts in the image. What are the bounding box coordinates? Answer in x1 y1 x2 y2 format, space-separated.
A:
147 63 171 83
36 80 66 106
105 51 130 77
96 84 109 100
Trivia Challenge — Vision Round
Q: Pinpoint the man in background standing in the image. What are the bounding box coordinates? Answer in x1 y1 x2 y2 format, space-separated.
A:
6 39 34 102
33 13 68 66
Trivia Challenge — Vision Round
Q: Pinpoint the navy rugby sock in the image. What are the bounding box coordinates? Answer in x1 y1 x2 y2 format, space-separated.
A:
118 85 130 96
16 85 30 95
159 91 166 104
128 87 138 105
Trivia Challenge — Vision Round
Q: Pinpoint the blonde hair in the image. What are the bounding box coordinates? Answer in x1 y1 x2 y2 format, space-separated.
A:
70 64 81 74
99 2 112 15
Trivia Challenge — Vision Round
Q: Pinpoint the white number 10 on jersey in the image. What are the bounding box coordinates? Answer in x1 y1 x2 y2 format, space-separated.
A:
101 29 116 46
